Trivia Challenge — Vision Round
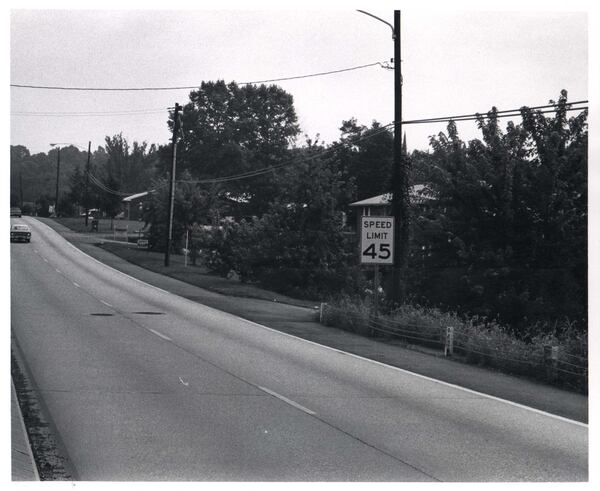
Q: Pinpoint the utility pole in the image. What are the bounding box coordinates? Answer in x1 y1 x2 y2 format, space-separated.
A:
84 141 91 227
390 10 409 304
19 171 23 209
164 103 183 267
54 147 61 217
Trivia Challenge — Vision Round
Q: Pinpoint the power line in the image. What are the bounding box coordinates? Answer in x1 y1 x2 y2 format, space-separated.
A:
11 100 588 123
11 108 168 117
175 101 587 186
177 122 397 185
403 101 588 125
10 62 387 92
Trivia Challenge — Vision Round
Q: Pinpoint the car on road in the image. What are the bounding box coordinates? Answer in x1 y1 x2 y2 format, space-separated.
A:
10 224 31 243
10 207 22 217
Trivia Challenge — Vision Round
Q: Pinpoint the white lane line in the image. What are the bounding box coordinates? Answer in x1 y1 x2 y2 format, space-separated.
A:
72 282 80 288
259 386 316 416
224 314 589 428
34 249 38 253
148 328 172 342
29 219 171 297
179 377 189 386
63 240 172 295
42 257 48 262
100 300 113 308
55 268 62 274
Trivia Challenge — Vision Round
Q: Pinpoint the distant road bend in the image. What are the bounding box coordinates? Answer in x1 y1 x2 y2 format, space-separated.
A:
11 217 588 481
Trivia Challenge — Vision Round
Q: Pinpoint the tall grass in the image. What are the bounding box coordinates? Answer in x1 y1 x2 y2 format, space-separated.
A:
321 298 587 393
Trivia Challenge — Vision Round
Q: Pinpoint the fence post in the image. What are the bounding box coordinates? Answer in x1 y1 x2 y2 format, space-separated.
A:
319 302 327 324
444 326 454 357
544 345 559 381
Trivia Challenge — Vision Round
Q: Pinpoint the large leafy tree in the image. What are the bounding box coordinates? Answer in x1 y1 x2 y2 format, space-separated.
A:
205 138 360 298
335 118 393 202
142 171 223 252
166 80 300 216
411 92 587 334
104 134 158 194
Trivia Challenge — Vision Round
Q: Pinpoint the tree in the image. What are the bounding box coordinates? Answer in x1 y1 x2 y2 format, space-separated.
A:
410 92 587 334
104 134 158 193
142 171 224 252
335 119 393 201
167 80 301 216
206 138 361 298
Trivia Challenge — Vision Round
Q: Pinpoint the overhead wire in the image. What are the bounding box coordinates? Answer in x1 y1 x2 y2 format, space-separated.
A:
10 61 387 92
175 101 587 185
176 122 396 185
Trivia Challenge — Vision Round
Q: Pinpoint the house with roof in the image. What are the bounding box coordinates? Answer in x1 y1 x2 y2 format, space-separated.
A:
348 184 436 228
121 191 151 221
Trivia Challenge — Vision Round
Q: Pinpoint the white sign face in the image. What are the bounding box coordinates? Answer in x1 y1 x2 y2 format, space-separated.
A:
360 216 394 264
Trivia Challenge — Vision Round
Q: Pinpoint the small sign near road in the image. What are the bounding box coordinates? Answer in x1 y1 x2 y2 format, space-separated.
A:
360 216 394 265
137 239 149 249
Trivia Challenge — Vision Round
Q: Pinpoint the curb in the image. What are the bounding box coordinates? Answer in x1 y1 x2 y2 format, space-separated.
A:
11 377 40 481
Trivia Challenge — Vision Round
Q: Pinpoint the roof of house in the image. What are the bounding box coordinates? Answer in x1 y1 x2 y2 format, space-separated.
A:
349 184 435 207
122 191 150 202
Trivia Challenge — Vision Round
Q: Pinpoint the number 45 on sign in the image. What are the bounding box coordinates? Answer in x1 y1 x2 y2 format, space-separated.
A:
360 216 394 265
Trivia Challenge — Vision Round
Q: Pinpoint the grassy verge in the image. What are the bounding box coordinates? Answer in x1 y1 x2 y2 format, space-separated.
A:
96 241 319 309
322 298 587 393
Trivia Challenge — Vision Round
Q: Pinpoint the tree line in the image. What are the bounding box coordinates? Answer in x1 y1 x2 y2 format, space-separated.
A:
10 83 587 337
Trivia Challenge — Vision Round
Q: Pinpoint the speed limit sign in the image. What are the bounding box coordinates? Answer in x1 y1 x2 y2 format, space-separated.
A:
360 216 394 264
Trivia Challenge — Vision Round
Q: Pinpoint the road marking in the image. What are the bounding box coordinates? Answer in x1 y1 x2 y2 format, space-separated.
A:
258 386 316 416
63 240 172 295
178 377 189 386
42 257 48 262
72 282 80 288
100 300 113 308
55 268 62 274
34 249 38 253
148 328 172 342
188 302 589 428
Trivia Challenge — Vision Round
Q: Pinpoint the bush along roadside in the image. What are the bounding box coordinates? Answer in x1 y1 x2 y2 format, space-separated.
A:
319 298 587 394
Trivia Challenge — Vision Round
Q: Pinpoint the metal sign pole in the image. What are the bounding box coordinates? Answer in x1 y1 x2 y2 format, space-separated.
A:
374 264 380 316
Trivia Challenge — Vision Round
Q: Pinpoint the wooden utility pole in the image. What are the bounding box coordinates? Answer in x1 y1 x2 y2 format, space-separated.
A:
390 10 409 305
84 141 91 227
164 103 183 267
54 147 61 217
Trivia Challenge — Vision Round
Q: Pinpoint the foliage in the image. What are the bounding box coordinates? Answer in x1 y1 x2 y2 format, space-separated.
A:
142 171 224 252
334 119 393 201
167 80 301 216
322 299 586 392
103 134 158 193
410 91 587 335
200 139 363 299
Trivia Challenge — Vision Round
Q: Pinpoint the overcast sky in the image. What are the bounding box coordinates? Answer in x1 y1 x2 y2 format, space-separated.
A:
9 3 590 156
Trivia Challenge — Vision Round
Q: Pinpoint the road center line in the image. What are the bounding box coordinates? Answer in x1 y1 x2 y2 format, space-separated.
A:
258 386 316 416
72 282 80 288
100 300 113 307
148 328 172 342
55 268 62 274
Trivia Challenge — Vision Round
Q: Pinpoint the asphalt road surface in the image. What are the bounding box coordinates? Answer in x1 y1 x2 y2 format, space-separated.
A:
10 217 588 481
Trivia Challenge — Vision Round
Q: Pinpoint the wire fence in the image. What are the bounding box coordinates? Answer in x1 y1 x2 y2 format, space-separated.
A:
319 303 587 392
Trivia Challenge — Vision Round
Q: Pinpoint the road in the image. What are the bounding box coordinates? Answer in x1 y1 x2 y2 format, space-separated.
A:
10 217 588 481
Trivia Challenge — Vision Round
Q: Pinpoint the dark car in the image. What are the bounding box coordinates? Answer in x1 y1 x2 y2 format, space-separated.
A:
10 224 31 243
10 207 22 217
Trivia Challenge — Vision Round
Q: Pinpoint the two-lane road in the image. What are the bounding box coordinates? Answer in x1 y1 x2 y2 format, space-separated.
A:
11 217 588 481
